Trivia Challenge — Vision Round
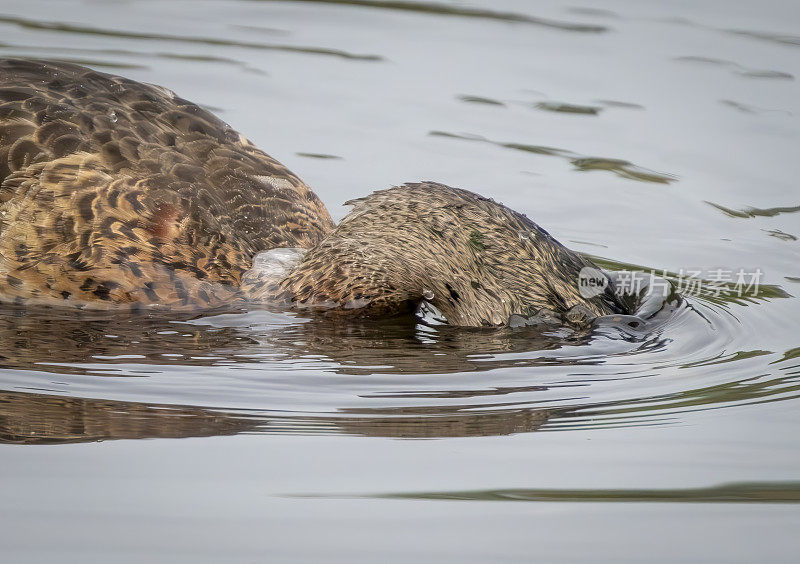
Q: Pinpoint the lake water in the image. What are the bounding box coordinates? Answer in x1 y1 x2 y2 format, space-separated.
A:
1 0 799 562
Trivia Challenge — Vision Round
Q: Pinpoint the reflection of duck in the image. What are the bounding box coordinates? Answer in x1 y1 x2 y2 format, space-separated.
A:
0 390 553 444
0 391 262 445
0 309 565 442
0 309 593 375
0 59 624 325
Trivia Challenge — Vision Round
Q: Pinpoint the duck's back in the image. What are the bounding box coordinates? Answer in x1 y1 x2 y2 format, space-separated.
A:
0 59 334 309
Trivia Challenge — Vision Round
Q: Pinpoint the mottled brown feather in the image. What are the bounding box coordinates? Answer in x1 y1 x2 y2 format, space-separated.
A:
0 58 334 310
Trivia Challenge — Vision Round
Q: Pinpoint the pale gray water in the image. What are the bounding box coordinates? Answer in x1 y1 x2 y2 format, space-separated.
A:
0 0 799 562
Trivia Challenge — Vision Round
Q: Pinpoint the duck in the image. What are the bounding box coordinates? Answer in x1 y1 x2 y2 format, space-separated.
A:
0 58 627 326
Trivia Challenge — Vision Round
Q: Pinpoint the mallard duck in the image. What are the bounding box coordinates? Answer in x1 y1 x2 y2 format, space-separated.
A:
0 59 626 325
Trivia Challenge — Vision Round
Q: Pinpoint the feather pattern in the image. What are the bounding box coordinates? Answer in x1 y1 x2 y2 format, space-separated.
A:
0 58 334 310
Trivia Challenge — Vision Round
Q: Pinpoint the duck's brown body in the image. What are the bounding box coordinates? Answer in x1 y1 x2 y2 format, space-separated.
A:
0 59 332 309
0 59 624 324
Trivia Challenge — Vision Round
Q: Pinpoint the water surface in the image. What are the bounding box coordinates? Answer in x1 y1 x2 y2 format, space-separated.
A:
0 0 799 562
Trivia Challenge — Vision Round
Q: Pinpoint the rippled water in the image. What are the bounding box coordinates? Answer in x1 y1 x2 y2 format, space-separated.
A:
1 0 799 562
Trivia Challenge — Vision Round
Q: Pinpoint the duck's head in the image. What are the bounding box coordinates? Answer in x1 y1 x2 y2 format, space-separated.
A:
274 182 624 327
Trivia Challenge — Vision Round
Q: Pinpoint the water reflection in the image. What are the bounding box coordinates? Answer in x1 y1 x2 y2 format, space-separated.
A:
258 0 610 33
724 28 800 47
0 272 796 444
535 101 602 115
429 131 678 184
0 14 383 61
764 229 797 242
720 99 792 115
0 391 263 445
0 390 554 444
457 94 506 106
705 201 800 219
595 100 644 110
0 307 592 375
340 482 800 503
1 57 148 71
5 333 798 443
673 56 794 81
0 44 268 74
296 152 343 159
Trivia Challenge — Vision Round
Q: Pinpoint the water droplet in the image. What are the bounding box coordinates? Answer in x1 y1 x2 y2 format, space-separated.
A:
108 110 118 123
423 289 435 300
